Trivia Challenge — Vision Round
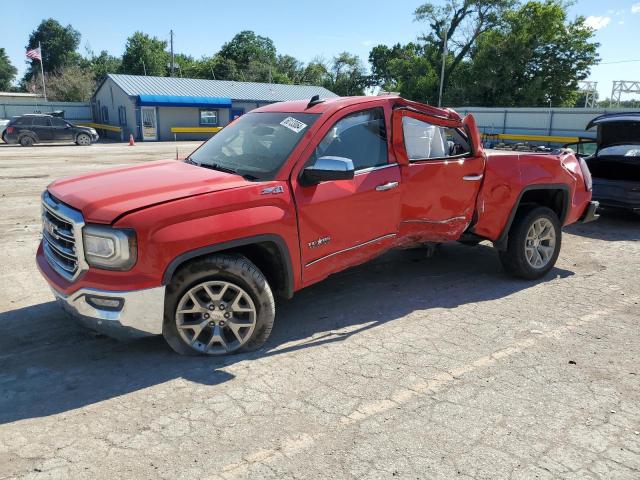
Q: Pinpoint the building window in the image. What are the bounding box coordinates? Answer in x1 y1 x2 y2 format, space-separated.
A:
200 109 218 126
118 106 127 126
101 106 109 123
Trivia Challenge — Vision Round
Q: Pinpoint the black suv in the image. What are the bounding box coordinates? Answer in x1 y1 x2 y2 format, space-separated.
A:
3 114 99 147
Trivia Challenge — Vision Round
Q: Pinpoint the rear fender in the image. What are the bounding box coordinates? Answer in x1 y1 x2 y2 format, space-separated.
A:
492 184 569 250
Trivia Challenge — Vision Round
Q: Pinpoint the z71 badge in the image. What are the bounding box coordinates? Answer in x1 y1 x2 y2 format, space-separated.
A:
308 236 331 248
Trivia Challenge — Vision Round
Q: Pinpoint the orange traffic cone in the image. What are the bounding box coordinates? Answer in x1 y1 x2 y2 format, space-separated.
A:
128 134 135 146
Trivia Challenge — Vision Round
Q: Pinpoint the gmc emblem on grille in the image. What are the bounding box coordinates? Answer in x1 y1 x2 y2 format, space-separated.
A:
43 218 57 237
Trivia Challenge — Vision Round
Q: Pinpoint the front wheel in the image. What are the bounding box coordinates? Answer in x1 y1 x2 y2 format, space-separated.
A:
163 254 275 355
498 206 561 279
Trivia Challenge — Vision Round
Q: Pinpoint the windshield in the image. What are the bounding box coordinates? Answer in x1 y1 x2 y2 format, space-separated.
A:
188 112 319 181
598 144 640 157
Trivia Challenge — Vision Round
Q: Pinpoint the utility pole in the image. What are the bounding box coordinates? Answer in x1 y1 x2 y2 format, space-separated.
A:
438 28 448 107
170 30 175 77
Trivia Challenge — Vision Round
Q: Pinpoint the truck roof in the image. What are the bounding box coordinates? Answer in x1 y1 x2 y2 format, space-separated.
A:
255 96 397 114
255 95 463 123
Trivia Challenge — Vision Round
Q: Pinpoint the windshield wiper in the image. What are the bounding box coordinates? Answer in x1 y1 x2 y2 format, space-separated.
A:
208 163 241 175
193 162 261 181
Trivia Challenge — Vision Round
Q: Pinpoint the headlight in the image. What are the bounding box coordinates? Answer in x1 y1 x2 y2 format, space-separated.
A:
83 225 137 270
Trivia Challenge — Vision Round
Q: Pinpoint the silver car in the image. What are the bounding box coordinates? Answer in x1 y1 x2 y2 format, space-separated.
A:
0 119 9 143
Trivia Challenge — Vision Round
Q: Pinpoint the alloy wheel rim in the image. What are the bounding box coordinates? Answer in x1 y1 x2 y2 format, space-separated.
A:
78 135 90 145
175 281 257 354
524 218 556 269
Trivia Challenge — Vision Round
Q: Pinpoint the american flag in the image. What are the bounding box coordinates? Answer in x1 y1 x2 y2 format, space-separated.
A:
26 47 42 61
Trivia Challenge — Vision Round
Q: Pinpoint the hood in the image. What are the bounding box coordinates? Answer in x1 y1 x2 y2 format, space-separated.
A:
48 160 251 223
587 113 640 150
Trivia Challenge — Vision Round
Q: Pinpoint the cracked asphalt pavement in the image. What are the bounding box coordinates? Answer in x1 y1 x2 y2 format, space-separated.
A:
0 142 639 479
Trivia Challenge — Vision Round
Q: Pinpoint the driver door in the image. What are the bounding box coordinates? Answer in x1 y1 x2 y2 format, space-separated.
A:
50 117 74 141
292 106 401 286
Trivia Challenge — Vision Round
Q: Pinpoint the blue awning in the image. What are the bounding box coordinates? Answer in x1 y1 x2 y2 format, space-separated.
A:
137 94 232 108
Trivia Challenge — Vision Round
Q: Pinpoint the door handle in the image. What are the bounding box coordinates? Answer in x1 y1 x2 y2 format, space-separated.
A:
376 181 399 191
463 174 483 181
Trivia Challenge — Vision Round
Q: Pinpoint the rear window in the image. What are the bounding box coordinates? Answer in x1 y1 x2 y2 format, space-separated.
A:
11 117 32 126
598 145 640 157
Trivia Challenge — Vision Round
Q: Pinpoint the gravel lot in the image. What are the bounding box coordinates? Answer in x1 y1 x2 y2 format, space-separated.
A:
0 142 639 479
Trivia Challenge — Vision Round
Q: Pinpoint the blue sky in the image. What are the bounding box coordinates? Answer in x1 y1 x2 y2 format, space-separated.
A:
3 0 639 100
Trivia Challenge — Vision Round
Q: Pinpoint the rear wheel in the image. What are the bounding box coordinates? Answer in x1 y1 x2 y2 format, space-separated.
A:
19 136 34 147
76 133 91 146
498 206 561 279
163 254 275 356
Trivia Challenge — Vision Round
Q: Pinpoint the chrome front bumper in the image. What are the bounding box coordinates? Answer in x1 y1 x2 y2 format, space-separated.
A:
52 285 166 339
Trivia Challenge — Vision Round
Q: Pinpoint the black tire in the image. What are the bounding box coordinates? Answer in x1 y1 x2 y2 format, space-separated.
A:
76 133 91 146
19 136 35 147
163 254 275 356
498 206 562 280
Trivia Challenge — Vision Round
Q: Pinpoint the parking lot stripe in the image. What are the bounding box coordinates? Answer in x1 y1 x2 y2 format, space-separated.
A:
212 307 617 479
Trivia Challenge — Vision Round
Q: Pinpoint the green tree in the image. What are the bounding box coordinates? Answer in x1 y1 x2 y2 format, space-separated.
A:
24 19 81 81
324 53 370 96
300 60 330 86
171 53 202 78
82 49 121 81
369 42 427 92
413 0 515 95
466 1 599 106
218 31 277 76
121 32 169 76
274 55 304 83
0 48 17 90
26 66 95 101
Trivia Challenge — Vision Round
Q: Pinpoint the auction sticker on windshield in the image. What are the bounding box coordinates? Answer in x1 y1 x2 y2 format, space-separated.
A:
280 117 308 133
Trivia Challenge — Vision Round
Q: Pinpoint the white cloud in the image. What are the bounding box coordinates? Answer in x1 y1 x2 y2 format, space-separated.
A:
632 3 640 13
584 15 611 30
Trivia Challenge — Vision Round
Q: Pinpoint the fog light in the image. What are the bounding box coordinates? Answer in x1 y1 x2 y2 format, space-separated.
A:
85 295 124 311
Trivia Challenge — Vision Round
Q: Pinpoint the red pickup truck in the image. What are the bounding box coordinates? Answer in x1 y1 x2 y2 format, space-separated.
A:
37 96 597 355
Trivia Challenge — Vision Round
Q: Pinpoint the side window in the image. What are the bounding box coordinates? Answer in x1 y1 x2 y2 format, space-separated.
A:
313 108 388 171
13 117 31 126
200 109 219 126
32 117 50 127
118 106 127 126
51 118 66 127
402 117 470 161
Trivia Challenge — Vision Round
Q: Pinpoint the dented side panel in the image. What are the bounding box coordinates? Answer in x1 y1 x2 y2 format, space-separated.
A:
472 151 592 241
391 110 486 244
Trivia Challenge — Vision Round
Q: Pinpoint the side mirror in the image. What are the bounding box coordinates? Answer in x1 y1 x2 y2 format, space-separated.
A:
301 156 355 186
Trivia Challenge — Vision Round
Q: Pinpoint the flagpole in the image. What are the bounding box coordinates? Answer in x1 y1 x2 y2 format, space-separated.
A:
38 41 47 102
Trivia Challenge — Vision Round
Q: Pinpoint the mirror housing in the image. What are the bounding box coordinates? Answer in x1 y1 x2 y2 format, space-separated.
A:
301 156 355 186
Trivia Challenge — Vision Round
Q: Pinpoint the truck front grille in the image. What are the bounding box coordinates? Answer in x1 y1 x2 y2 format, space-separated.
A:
41 191 86 281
